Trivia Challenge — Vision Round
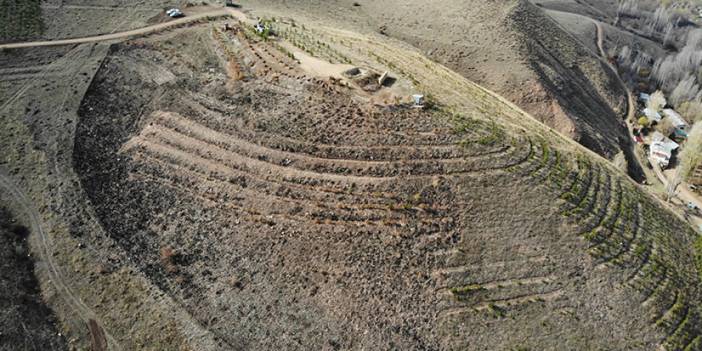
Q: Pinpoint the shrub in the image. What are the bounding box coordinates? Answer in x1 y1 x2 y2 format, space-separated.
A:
638 116 650 127
695 235 702 280
160 246 178 274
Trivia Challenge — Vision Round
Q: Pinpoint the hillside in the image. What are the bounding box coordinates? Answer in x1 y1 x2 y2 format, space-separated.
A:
0 206 67 351
236 0 635 164
1 2 701 350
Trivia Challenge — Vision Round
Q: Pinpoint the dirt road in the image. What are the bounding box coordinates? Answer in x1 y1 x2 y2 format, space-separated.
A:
0 8 248 50
595 22 635 122
593 21 649 179
0 170 122 350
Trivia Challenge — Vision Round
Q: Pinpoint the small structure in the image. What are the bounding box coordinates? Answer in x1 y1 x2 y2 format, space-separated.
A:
662 109 689 130
378 71 389 86
254 22 266 34
412 94 425 108
224 0 241 7
649 131 680 168
639 93 650 103
643 108 662 123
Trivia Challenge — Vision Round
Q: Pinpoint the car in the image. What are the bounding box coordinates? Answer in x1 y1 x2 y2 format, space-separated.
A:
166 8 184 18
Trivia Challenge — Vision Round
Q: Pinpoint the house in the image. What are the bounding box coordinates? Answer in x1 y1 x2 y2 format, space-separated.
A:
643 108 662 122
639 93 650 103
649 131 680 168
650 142 673 168
662 109 689 130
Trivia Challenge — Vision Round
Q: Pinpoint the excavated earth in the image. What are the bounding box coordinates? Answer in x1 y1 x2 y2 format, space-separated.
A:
68 22 702 350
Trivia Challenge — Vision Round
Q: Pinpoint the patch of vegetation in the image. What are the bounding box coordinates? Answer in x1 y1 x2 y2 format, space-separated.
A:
449 112 506 146
0 0 44 42
449 284 484 296
486 303 506 318
278 25 352 64
694 235 702 281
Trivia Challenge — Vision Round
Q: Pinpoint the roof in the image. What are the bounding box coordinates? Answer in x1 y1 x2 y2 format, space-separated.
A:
650 142 672 167
662 109 689 128
643 108 662 122
639 93 650 102
651 131 680 152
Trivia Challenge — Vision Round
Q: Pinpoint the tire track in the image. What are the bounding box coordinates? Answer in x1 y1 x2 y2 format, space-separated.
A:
0 170 122 350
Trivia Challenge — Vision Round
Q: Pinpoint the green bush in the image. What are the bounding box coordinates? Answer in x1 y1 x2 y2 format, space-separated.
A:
695 235 702 280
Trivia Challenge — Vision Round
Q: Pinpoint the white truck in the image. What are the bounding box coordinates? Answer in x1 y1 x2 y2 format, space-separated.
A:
166 8 184 18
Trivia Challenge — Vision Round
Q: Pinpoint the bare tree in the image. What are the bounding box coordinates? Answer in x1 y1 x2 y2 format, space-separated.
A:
679 123 702 181
678 101 702 123
618 46 632 67
652 44 702 93
647 90 667 112
671 75 700 107
663 23 675 46
633 51 652 75
687 28 702 48
666 167 681 202
648 6 671 34
617 0 639 17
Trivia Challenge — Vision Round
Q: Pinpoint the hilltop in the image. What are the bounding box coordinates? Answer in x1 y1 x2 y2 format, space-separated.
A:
236 0 636 164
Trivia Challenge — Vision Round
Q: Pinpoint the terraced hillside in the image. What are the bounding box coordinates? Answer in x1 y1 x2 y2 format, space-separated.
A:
237 0 637 169
70 19 702 350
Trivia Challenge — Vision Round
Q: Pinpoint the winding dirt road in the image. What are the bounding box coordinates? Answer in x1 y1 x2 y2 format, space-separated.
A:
0 170 122 350
0 8 248 50
595 22 635 122
593 21 649 180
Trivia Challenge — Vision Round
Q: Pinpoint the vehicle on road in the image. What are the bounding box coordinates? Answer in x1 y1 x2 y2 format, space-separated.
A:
166 8 184 18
